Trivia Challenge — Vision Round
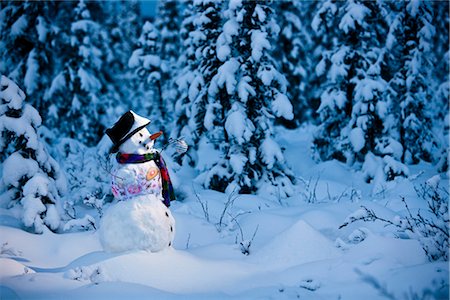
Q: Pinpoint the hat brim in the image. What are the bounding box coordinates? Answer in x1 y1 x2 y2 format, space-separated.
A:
109 121 150 153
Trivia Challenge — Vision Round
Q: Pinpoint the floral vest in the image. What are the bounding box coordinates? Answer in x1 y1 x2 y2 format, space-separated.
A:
111 151 175 207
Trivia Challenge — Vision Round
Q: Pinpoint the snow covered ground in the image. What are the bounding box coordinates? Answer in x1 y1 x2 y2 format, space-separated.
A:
0 126 448 299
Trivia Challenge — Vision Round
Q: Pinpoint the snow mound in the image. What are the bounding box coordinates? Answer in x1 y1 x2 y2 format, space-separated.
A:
0 258 35 280
251 220 341 269
94 249 253 294
99 195 175 253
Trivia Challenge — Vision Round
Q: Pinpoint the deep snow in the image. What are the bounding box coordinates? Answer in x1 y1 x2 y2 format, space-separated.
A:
0 126 448 299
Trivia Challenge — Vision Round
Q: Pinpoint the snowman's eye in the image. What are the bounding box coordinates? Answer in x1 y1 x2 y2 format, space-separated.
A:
139 133 143 137
139 141 142 144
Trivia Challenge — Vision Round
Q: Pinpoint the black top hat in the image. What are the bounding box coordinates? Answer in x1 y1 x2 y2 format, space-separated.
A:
105 110 151 153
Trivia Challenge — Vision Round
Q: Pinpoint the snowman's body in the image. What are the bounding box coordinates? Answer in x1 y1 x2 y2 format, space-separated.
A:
111 158 162 200
99 194 175 252
100 124 175 253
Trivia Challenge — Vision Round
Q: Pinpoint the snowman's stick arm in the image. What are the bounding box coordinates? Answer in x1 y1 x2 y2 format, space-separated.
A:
99 154 126 181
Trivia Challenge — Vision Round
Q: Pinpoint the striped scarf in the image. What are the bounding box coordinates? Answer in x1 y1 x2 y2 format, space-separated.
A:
116 152 175 207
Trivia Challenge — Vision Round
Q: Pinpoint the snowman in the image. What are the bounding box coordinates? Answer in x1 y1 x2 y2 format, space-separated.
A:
99 110 176 253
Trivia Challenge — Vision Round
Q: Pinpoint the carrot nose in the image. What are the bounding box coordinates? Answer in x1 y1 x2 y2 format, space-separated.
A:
150 131 163 140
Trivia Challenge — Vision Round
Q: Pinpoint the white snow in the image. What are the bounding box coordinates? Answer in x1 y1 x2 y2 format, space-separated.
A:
188 75 204 102
214 58 239 95
20 195 46 232
425 175 441 189
271 93 294 120
216 44 231 62
99 195 175 253
196 137 223 171
0 75 27 111
257 65 278 86
225 106 255 144
250 30 271 62
0 87 447 299
339 0 371 34
216 19 239 61
78 67 101 93
36 16 48 42
353 78 386 102
71 20 99 34
237 75 255 103
222 19 239 40
0 135 448 298
46 72 66 98
250 220 341 269
24 49 39 94
253 4 266 23
260 137 284 169
375 137 404 159
317 88 347 112
2 153 39 188
0 258 35 280
10 15 28 37
329 47 350 81
349 127 365 152
229 153 248 175
64 214 96 232
311 1 337 33
128 49 143 68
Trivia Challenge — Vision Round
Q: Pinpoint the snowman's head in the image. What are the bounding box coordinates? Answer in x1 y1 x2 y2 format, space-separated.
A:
119 127 155 154
106 110 161 154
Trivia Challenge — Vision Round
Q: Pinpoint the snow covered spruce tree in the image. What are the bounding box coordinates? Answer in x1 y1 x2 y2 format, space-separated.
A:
172 0 224 166
431 0 449 123
104 0 142 78
155 0 183 70
153 0 185 126
197 0 295 197
431 1 449 173
128 21 166 131
0 1 58 112
102 0 142 119
0 75 66 233
385 0 440 164
190 0 225 145
44 0 109 146
312 0 408 189
272 0 318 126
171 0 197 162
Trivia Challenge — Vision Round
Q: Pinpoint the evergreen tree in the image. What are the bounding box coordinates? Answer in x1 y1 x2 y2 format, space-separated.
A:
312 0 385 162
172 0 224 166
311 0 350 163
191 0 225 144
431 0 449 115
0 75 66 233
128 21 165 129
105 0 142 77
431 1 449 136
312 0 408 188
44 0 109 146
171 0 200 164
154 0 184 126
103 0 142 119
431 1 449 173
273 0 317 126
0 1 58 112
385 0 439 164
155 0 183 68
199 0 295 197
